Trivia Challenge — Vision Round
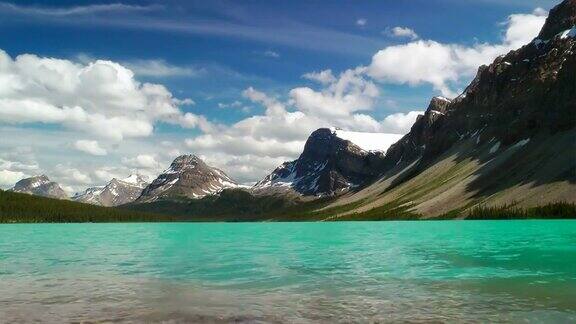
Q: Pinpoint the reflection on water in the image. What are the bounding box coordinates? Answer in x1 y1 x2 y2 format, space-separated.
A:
0 221 575 323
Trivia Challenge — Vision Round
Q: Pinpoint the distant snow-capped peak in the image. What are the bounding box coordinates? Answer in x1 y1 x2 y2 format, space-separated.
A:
118 174 148 188
10 175 68 200
72 173 149 207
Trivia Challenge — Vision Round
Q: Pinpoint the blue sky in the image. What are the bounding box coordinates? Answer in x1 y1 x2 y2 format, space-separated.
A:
0 0 556 190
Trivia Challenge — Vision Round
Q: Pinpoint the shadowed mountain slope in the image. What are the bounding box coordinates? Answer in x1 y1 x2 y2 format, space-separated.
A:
318 0 576 218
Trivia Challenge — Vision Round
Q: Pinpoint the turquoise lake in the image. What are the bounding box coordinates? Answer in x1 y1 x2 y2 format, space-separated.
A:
1 221 575 323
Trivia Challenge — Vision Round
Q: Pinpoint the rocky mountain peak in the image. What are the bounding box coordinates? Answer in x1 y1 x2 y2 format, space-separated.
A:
427 96 452 113
13 175 50 189
73 173 150 207
10 175 68 199
173 154 203 165
382 95 454 168
255 128 401 196
411 96 453 131
537 0 576 40
301 128 364 160
163 154 206 174
137 155 237 202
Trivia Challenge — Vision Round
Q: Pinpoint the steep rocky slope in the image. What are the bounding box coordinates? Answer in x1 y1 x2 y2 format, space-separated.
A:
72 174 148 207
254 128 402 196
321 0 576 218
137 155 237 202
9 175 68 199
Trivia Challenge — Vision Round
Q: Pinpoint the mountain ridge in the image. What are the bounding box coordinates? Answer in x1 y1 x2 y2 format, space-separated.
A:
254 128 402 196
9 175 68 200
72 174 149 207
137 154 238 202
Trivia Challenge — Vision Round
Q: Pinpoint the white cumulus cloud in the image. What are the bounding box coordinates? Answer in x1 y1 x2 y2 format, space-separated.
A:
0 169 26 186
122 154 162 169
381 111 425 134
302 69 337 85
290 68 379 119
74 140 107 156
53 164 93 186
388 26 419 40
368 9 546 96
0 49 200 141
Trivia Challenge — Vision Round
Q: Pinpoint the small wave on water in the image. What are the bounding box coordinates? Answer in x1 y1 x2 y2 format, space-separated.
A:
0 221 575 323
3 276 574 323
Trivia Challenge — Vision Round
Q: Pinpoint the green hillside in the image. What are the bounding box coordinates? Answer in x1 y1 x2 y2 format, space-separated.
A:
0 190 177 223
1 188 574 223
123 189 576 221
123 189 296 221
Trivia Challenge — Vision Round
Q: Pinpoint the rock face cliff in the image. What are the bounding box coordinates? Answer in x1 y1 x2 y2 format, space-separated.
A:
72 174 148 207
137 155 237 202
325 0 576 218
10 175 68 199
538 0 576 40
255 128 402 195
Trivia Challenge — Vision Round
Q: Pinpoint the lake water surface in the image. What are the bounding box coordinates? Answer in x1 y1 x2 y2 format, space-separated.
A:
1 221 575 323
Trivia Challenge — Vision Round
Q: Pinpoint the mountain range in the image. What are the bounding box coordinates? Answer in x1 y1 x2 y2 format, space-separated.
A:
72 174 149 207
5 0 576 220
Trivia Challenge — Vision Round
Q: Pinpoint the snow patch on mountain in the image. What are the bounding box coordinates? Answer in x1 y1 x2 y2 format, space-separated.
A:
511 138 531 149
121 174 148 187
331 128 404 152
489 142 501 154
559 25 576 39
10 175 68 199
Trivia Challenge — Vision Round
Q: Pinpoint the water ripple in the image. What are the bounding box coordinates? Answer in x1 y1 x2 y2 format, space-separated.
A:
0 221 575 323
